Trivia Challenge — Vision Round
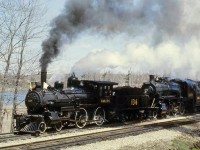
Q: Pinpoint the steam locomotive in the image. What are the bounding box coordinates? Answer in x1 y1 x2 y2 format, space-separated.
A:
14 72 200 135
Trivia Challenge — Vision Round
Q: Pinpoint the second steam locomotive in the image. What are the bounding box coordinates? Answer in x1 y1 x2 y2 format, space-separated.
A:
14 72 200 135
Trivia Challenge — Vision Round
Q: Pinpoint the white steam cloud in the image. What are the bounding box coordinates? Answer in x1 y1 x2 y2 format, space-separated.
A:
42 0 200 80
70 0 200 79
72 38 200 79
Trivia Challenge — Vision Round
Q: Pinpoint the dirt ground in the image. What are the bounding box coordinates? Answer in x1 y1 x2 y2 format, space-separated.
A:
118 122 200 150
119 135 200 150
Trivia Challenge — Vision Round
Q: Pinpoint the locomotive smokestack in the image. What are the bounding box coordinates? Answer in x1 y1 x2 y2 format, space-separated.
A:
41 69 47 89
149 75 155 82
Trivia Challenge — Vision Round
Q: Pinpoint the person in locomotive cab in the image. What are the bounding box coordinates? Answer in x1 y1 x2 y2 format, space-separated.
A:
30 82 36 91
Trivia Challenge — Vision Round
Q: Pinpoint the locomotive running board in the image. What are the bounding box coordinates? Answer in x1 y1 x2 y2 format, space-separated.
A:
65 119 104 123
86 119 106 124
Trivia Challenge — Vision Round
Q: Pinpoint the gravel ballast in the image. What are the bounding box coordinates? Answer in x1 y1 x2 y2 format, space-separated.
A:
61 129 183 150
62 121 200 150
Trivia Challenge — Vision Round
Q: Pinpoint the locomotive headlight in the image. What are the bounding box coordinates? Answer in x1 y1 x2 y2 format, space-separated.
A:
27 99 33 103
144 88 148 94
30 82 37 90
49 101 54 104
143 86 154 94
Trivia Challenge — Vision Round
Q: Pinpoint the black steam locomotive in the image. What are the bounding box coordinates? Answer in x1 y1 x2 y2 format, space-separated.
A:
14 73 200 135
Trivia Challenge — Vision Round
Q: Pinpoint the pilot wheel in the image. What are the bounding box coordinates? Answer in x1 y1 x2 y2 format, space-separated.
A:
38 122 47 133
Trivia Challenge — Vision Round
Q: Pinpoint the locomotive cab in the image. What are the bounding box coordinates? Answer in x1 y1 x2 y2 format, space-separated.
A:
77 80 118 105
95 81 118 104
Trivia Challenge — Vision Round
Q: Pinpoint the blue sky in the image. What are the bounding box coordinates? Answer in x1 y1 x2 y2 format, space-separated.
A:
45 0 66 21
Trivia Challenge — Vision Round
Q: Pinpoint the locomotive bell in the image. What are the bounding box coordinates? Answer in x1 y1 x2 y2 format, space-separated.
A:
149 75 155 82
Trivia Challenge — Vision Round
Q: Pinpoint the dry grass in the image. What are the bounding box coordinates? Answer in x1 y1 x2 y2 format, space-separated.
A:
2 105 26 133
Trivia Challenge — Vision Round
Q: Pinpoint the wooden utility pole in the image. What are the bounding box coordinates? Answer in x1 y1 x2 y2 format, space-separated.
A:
125 70 131 86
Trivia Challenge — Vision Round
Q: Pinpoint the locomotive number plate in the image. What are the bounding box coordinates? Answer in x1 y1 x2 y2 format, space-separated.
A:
131 99 138 106
101 99 110 103
28 99 32 102
188 93 193 97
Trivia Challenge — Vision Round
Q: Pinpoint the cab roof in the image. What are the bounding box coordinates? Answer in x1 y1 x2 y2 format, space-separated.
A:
81 80 118 86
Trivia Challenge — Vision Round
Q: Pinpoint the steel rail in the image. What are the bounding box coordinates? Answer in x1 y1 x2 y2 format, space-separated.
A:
1 117 197 150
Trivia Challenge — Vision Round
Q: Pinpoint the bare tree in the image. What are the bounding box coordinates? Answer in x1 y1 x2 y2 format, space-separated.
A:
0 1 25 132
0 0 46 133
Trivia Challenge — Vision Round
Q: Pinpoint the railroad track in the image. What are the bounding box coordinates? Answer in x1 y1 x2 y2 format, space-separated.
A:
0 116 197 150
0 116 166 143
0 123 113 143
0 126 84 143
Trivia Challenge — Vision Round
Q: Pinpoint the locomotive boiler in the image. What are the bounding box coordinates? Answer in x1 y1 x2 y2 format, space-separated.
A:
141 75 184 116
